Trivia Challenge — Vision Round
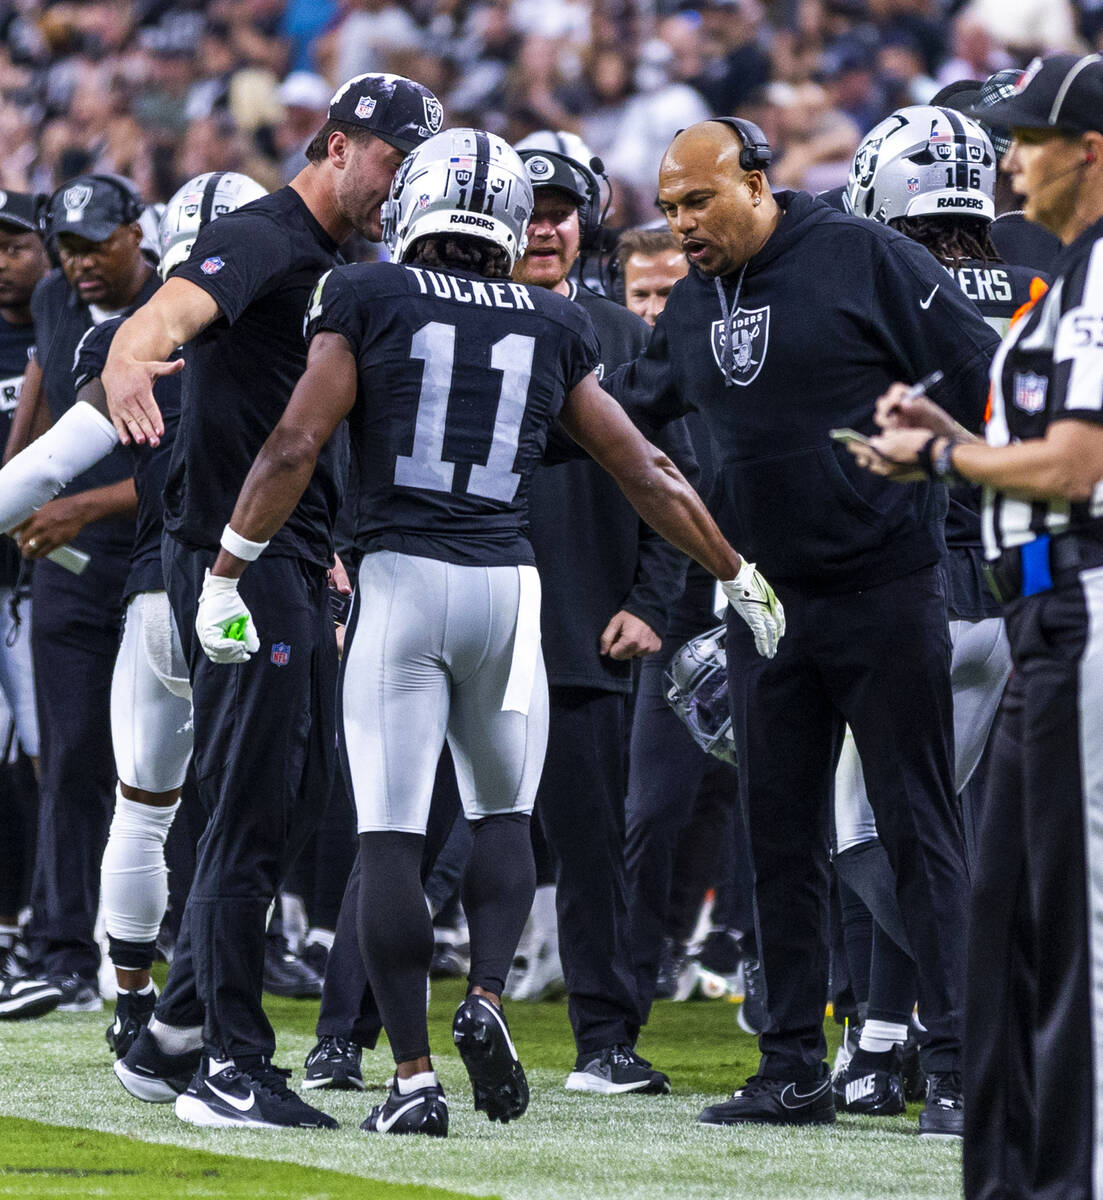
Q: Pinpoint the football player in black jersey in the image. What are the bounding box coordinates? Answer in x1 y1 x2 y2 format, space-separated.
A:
196 127 782 1136
850 54 1103 1199
101 73 443 1132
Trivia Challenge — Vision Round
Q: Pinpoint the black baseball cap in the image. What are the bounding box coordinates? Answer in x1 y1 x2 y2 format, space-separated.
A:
517 150 588 206
45 175 142 243
970 53 1103 135
327 72 444 154
0 190 43 236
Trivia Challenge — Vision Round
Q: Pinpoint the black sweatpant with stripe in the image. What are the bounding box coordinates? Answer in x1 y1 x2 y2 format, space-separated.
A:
156 538 336 1060
725 564 967 1081
965 569 1103 1200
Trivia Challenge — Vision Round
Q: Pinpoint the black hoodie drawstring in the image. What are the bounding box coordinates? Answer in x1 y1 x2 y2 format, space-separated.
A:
714 264 748 388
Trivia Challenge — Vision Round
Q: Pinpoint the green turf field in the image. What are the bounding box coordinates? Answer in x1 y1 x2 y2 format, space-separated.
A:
0 979 962 1200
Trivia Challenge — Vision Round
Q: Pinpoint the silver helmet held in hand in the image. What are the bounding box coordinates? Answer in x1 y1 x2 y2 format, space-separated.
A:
158 171 268 279
381 127 534 270
664 625 737 767
845 105 996 224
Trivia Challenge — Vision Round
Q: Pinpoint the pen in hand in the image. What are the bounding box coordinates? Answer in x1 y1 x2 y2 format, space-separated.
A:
902 370 943 400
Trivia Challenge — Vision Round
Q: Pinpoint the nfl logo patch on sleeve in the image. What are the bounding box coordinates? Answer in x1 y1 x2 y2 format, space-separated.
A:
201 256 225 275
270 642 291 667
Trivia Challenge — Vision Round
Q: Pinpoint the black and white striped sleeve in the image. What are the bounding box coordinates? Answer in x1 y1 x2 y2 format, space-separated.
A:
1054 238 1103 423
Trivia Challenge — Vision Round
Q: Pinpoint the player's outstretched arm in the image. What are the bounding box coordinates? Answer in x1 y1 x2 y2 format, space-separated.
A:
561 373 785 657
102 277 214 447
196 332 357 664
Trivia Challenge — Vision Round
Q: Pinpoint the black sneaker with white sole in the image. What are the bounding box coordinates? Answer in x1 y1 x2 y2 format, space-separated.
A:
918 1071 963 1139
565 1044 671 1095
302 1035 365 1091
175 1056 338 1129
361 1078 449 1137
0 948 61 1020
49 972 102 1013
832 1047 906 1116
698 1073 836 1125
452 994 528 1123
113 1025 201 1103
106 987 158 1059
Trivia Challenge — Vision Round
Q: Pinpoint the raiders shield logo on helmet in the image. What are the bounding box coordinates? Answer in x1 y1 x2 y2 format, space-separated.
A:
710 306 769 386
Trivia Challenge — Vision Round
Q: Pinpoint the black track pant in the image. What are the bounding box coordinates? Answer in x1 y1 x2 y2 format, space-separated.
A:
536 686 641 1054
965 573 1103 1200
726 566 967 1081
156 540 336 1059
28 553 127 979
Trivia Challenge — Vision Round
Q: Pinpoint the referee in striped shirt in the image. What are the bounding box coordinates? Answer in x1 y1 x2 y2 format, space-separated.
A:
849 52 1103 1200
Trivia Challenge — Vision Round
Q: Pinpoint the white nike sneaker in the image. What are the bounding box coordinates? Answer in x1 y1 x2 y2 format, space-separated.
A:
174 1056 338 1129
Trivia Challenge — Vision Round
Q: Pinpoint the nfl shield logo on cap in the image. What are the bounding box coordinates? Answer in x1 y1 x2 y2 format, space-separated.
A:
355 95 376 120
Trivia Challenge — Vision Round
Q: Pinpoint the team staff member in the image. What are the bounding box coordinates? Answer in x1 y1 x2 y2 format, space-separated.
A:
851 52 1103 1200
0 191 58 1021
514 148 690 1093
18 176 152 1011
613 118 998 1134
192 126 778 1136
103 73 442 1132
617 227 688 327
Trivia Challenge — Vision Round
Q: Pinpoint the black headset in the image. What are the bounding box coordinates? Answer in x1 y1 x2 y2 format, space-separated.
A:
90 174 145 224
707 117 773 172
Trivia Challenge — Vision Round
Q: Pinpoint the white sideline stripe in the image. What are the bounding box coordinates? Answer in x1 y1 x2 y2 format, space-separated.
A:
1080 565 1103 1200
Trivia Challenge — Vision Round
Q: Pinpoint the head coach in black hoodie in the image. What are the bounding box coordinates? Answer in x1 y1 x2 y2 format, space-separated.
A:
610 117 1000 1135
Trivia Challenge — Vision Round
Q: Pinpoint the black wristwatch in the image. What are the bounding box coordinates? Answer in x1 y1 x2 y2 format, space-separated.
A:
932 437 964 485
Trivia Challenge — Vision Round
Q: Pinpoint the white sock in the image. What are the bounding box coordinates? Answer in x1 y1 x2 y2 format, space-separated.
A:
0 400 117 533
0 923 18 950
149 1017 203 1055
859 1019 909 1054
304 927 335 952
530 884 558 953
101 790 180 945
396 1069 438 1094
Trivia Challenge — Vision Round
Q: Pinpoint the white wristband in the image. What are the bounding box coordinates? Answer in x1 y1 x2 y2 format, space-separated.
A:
220 524 269 562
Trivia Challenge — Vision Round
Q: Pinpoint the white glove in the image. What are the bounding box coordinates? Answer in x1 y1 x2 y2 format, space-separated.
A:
196 568 260 664
720 560 786 659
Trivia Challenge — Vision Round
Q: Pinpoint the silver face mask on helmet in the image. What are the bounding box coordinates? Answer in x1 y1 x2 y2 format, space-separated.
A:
158 172 268 280
664 625 736 767
381 128 533 270
845 105 996 224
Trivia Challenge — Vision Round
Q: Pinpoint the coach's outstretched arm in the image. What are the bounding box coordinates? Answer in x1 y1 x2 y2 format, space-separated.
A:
195 331 358 663
561 372 785 658
101 277 216 446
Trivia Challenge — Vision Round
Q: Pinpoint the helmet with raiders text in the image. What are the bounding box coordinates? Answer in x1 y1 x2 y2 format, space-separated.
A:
381 127 533 270
158 172 268 279
664 625 736 766
845 105 996 224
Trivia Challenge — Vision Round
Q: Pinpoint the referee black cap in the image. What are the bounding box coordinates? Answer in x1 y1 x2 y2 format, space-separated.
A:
971 53 1103 135
327 72 444 154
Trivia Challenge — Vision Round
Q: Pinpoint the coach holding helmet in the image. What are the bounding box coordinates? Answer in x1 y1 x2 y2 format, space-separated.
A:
103 73 443 1131
850 52 1103 1199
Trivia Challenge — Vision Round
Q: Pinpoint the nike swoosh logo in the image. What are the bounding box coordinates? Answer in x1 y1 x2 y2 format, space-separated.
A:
920 285 939 310
779 1079 829 1109
206 1080 257 1113
376 1096 428 1133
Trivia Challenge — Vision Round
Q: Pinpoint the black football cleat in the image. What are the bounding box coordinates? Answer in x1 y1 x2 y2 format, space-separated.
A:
832 1047 906 1116
452 994 529 1123
918 1071 964 1139
361 1077 449 1137
699 1072 836 1126
114 1025 201 1103
106 986 158 1059
175 1056 338 1129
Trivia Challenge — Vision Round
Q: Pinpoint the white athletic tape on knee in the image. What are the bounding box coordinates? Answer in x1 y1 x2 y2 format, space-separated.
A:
100 792 180 944
0 401 118 532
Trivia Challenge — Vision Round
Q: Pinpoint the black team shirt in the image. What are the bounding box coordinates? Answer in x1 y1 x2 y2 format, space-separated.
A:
74 316 181 599
163 187 343 566
0 312 35 584
306 261 598 567
31 267 154 559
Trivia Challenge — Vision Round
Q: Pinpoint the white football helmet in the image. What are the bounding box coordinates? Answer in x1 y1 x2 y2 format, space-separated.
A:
664 625 736 767
381 128 533 270
158 172 268 279
845 106 996 224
